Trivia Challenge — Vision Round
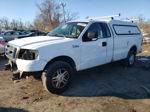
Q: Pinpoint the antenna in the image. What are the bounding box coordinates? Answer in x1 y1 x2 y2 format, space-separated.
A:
87 13 121 20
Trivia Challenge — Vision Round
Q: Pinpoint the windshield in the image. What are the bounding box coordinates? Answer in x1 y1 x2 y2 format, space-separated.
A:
48 22 88 38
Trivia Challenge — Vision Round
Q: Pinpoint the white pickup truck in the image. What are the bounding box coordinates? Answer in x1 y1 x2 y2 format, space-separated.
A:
5 18 142 94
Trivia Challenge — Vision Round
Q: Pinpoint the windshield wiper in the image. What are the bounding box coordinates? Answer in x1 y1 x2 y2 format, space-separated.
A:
65 36 78 39
50 34 65 37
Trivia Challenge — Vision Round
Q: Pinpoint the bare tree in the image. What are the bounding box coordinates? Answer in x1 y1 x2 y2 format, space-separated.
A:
18 19 24 30
65 9 78 22
135 15 150 36
34 0 60 32
0 17 33 31
0 0 78 32
0 17 10 30
34 0 78 32
10 19 18 30
139 21 150 36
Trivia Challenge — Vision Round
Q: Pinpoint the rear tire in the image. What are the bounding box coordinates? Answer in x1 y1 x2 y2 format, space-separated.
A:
124 50 136 66
42 61 74 94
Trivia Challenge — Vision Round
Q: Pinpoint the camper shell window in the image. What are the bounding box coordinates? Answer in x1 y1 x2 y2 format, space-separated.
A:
113 24 141 35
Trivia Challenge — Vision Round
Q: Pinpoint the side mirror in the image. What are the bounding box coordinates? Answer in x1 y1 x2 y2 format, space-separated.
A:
87 31 98 39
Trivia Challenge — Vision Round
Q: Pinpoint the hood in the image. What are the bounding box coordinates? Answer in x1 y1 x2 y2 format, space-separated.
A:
9 36 73 49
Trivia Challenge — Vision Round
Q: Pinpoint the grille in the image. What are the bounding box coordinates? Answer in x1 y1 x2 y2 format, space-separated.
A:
5 45 17 60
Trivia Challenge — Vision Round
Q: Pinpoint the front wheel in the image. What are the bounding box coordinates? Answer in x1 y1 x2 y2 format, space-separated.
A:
42 61 73 94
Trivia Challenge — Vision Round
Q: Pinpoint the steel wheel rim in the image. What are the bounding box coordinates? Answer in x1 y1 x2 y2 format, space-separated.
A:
52 68 69 89
129 54 135 65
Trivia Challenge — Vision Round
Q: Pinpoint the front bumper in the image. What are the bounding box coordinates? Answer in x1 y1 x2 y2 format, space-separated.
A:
5 43 48 73
16 59 47 72
6 59 47 72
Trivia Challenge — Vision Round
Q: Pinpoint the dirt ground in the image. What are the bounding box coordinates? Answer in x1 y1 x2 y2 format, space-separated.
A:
0 45 150 112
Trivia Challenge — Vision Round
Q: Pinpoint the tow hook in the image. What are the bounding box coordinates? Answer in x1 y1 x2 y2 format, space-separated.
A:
12 71 24 81
5 63 11 70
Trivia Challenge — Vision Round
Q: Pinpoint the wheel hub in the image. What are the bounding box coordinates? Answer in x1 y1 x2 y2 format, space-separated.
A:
52 69 69 88
56 73 65 82
129 54 134 65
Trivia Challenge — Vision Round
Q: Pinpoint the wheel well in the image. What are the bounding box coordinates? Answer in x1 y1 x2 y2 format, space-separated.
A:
44 56 76 70
130 45 137 53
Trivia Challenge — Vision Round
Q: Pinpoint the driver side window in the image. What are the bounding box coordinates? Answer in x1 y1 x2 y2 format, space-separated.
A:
82 23 104 42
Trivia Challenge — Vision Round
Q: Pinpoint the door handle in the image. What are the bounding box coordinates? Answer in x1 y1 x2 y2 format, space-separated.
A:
102 42 107 47
72 45 80 48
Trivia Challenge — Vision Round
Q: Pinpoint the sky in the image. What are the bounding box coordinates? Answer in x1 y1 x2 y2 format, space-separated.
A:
0 0 150 23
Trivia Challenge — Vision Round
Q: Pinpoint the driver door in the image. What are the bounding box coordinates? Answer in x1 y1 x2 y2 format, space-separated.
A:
80 22 107 70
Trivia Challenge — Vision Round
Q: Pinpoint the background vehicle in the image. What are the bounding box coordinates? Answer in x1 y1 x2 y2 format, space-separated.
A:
0 30 46 41
5 15 143 94
16 30 46 39
0 37 5 54
143 36 150 44
0 31 27 42
0 30 4 35
0 30 13 36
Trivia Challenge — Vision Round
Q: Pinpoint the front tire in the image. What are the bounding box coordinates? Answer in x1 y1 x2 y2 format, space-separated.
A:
42 61 73 94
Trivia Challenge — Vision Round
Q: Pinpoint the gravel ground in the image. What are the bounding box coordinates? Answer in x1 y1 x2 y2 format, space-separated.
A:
0 45 150 112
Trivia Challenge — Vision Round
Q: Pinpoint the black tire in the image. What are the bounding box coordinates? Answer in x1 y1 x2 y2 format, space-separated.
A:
42 61 74 94
124 50 136 66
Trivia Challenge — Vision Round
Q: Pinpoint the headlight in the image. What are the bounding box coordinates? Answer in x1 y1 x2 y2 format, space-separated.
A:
18 49 39 60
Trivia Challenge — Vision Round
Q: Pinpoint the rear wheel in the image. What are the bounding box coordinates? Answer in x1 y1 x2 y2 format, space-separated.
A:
42 61 73 94
125 50 136 66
